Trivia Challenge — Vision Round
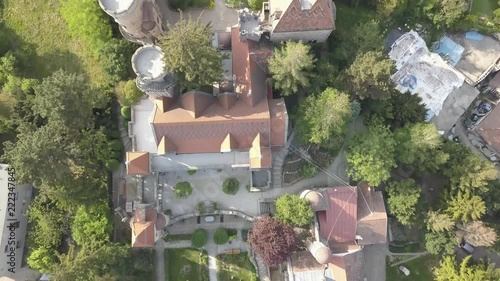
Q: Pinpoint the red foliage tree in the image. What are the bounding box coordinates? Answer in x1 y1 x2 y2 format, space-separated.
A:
248 216 295 267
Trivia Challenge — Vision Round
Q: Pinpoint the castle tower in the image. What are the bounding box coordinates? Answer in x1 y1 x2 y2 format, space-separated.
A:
98 0 164 44
132 45 176 98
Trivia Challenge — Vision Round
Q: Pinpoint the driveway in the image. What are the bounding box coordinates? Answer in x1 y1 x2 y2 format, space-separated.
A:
160 0 239 32
471 247 500 267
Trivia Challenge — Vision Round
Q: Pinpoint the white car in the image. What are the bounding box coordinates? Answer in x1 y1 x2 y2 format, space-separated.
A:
399 265 410 276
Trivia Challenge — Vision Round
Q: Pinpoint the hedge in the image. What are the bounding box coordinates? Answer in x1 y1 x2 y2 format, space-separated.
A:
192 229 208 248
213 228 229 245
222 178 240 195
109 139 123 151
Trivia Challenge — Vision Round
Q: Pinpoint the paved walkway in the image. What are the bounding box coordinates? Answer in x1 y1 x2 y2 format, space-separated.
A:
206 230 218 281
155 240 166 281
363 244 389 281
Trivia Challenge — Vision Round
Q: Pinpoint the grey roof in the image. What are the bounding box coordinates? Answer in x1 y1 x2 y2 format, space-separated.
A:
432 82 480 132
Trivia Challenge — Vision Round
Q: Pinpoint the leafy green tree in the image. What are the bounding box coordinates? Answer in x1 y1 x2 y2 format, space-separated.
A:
309 61 346 94
116 80 144 106
175 182 193 198
33 70 100 130
192 229 208 248
60 0 112 52
434 256 500 281
481 180 500 216
269 41 316 96
395 123 449 172
377 0 408 17
213 228 229 245
347 51 395 100
444 152 498 193
0 51 18 87
248 0 264 9
347 122 397 186
447 192 486 222
27 196 66 249
386 179 421 226
159 14 224 89
72 202 112 246
425 231 456 255
27 247 59 273
426 211 455 233
99 39 135 84
426 0 468 28
350 20 384 53
456 221 497 247
296 88 352 146
275 194 314 227
222 177 240 195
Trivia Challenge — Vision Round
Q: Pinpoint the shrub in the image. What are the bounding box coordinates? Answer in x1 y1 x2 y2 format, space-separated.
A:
227 229 237 241
105 159 120 171
275 194 314 227
192 229 208 248
111 150 122 160
175 182 193 198
164 209 172 216
109 139 123 151
107 129 121 139
248 0 263 10
115 80 144 106
222 177 240 195
99 38 135 83
188 169 197 175
300 163 317 178
196 201 205 213
213 228 229 245
121 106 131 120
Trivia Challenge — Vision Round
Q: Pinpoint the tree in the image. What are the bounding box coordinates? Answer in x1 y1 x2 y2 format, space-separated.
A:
274 194 314 227
444 152 497 193
296 88 352 146
426 0 468 28
175 182 192 198
481 180 500 216
33 70 100 130
347 122 397 186
27 247 59 273
386 179 421 226
426 211 455 233
158 14 224 89
434 256 500 281
213 228 229 245
309 61 346 95
447 192 486 222
222 177 240 195
248 0 264 10
115 80 144 106
60 0 112 52
456 221 497 247
248 217 295 267
71 202 112 246
425 231 456 255
346 51 395 100
0 51 18 87
269 41 316 96
192 229 208 248
99 39 135 84
377 0 408 17
395 123 449 172
350 20 384 53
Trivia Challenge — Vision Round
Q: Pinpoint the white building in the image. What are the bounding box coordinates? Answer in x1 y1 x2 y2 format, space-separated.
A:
0 164 33 279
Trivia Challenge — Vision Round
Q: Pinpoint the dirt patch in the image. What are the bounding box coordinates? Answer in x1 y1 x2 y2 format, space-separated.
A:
416 172 448 209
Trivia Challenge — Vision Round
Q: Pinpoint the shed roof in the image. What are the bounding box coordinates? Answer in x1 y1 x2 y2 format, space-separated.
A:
126 152 150 175
317 187 358 243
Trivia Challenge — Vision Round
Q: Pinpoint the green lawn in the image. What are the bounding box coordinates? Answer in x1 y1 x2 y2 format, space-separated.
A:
471 0 499 16
165 248 209 281
2 0 106 84
163 233 192 242
386 255 439 281
217 253 258 281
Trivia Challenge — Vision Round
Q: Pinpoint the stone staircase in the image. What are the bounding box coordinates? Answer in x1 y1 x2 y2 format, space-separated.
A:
272 131 295 189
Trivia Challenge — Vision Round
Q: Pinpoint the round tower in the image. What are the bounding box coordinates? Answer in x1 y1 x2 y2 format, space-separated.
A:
98 0 164 44
132 45 176 98
308 241 332 265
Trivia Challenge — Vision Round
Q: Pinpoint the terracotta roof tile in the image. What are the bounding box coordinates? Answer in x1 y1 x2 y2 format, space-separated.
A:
155 97 175 113
221 133 239 152
158 136 176 155
318 187 358 243
273 0 335 33
180 91 215 118
218 93 238 110
475 105 500 153
269 98 287 146
126 152 150 176
329 251 364 281
130 208 158 248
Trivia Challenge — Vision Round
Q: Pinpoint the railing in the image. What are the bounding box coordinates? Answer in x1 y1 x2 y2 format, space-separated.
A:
167 209 255 226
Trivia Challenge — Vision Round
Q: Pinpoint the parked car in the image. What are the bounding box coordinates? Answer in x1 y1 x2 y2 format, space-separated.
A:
399 265 410 276
460 241 475 254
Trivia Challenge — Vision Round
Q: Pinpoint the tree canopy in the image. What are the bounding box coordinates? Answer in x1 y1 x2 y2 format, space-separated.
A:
71 202 112 246
159 14 224 90
347 122 397 186
447 192 486 222
426 0 468 28
269 41 316 96
346 51 395 100
386 179 421 226
426 211 455 233
434 256 500 281
456 221 497 247
425 230 456 255
116 80 144 106
274 194 315 227
248 217 295 267
295 88 352 146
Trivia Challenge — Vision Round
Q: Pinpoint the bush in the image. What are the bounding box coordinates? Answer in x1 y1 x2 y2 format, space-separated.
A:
192 229 208 248
248 0 263 10
175 182 193 198
116 80 144 106
105 159 120 171
164 209 172 216
196 201 205 213
213 228 229 245
109 139 123 151
222 177 240 195
188 169 197 175
99 38 135 83
227 229 237 241
300 163 317 178
111 150 122 160
121 106 131 120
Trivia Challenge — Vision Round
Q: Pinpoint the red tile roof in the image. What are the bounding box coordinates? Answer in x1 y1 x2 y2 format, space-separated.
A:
329 250 365 281
130 208 158 248
317 187 358 243
274 0 335 33
126 152 150 176
357 183 388 245
475 105 500 153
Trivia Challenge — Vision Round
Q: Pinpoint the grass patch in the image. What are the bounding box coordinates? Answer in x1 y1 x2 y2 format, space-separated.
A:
386 255 439 281
471 0 499 16
2 0 106 84
165 248 209 281
217 252 258 281
163 233 192 242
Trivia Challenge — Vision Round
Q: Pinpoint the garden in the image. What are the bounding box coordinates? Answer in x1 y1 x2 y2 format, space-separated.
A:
471 0 499 16
386 255 439 281
165 248 209 281
217 252 258 281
